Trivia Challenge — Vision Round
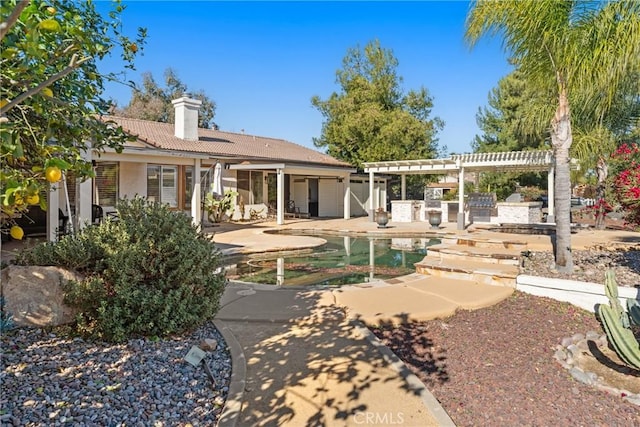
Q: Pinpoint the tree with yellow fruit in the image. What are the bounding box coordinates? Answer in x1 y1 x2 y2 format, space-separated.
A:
0 0 146 232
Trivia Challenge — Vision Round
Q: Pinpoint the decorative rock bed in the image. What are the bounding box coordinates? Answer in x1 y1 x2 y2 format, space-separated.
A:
553 331 640 406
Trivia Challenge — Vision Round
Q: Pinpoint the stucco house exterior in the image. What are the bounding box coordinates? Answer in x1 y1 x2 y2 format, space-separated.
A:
48 96 388 240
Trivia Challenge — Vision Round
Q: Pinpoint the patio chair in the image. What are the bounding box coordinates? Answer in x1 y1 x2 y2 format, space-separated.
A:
285 200 300 218
92 204 104 224
286 200 310 219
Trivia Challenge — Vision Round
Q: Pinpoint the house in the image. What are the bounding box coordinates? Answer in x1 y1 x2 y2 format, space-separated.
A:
46 96 388 240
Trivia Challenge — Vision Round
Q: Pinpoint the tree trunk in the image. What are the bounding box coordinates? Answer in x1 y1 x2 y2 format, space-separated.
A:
595 156 608 230
551 89 573 273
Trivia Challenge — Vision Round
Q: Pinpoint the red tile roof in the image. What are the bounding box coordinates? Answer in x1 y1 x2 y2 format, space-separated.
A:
104 116 351 168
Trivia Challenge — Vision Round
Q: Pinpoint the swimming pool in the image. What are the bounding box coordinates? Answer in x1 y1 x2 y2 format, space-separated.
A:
224 234 441 287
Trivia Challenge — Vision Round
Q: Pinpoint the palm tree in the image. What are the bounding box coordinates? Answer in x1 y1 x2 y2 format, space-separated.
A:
466 0 640 272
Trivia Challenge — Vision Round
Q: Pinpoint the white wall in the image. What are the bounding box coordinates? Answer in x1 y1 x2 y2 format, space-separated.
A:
292 179 307 213
349 177 387 216
350 178 368 216
319 178 339 217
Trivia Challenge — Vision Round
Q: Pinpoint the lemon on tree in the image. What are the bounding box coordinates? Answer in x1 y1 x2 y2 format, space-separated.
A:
26 193 39 205
45 166 62 183
13 193 24 206
9 225 24 240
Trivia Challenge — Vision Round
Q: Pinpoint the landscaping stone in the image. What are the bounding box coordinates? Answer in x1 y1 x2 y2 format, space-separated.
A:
1 265 81 327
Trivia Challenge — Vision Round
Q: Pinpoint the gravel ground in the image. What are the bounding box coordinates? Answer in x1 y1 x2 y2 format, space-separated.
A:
372 292 640 426
0 322 231 427
520 248 640 287
373 248 640 427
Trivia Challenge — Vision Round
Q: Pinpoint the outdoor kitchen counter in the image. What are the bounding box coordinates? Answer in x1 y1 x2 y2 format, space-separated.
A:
390 200 426 222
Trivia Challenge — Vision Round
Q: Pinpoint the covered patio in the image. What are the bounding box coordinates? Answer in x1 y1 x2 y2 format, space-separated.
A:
228 162 356 225
364 150 578 229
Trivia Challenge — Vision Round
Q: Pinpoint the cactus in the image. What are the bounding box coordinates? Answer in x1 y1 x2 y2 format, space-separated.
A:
598 304 640 370
628 298 640 327
603 269 630 328
598 270 640 370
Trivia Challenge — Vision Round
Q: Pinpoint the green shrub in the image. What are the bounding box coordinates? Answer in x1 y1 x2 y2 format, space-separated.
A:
518 186 544 201
0 296 15 333
16 197 225 342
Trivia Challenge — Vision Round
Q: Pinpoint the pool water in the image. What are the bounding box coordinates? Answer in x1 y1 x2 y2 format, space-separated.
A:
225 235 441 287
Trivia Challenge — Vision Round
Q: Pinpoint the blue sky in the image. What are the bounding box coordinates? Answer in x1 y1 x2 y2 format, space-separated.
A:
99 1 513 155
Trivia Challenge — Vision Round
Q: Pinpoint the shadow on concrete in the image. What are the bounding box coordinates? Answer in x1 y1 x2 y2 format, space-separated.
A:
216 286 441 426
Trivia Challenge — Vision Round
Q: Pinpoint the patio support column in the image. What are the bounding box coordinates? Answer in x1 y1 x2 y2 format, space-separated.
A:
547 165 555 223
401 174 406 200
276 168 285 225
47 183 60 242
343 173 351 219
75 149 92 230
457 163 465 230
191 158 202 228
369 170 375 221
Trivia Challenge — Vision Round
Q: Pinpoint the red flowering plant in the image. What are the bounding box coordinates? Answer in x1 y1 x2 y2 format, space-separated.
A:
607 142 640 230
589 197 614 221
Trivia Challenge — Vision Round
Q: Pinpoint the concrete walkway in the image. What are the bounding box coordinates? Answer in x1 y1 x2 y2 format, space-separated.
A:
214 282 455 427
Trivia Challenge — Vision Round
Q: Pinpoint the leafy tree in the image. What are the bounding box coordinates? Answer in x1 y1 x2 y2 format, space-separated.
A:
475 67 639 223
1 0 145 230
466 0 640 272
473 69 549 199
311 39 444 170
117 68 217 129
473 69 547 153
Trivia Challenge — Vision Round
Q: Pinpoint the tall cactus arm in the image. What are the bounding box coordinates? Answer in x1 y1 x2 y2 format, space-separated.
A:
627 298 640 327
598 304 640 370
604 270 623 312
604 270 630 328
604 270 619 299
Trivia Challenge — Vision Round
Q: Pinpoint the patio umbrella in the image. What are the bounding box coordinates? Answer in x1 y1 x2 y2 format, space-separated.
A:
212 162 223 197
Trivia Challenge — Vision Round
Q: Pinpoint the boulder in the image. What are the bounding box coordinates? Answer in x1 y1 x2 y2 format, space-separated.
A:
1 265 81 327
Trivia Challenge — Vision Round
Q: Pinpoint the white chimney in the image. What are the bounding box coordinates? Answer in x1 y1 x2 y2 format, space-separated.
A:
172 96 202 141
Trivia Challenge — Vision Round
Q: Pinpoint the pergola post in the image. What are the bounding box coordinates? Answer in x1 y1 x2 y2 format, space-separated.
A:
401 174 406 200
75 149 93 230
277 168 284 225
547 165 555 223
457 164 465 230
369 170 375 221
343 173 351 219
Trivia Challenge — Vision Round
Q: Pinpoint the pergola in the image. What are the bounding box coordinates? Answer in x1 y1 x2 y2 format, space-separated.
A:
364 150 578 230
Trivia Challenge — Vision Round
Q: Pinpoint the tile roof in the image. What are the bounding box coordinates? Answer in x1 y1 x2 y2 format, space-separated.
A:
104 116 351 168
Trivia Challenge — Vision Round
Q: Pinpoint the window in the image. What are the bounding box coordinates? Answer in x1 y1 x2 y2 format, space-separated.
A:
184 167 212 209
147 165 177 207
95 162 118 207
237 170 263 204
185 167 193 209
